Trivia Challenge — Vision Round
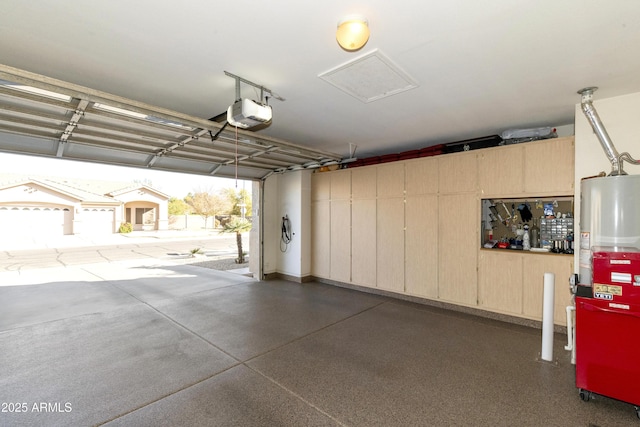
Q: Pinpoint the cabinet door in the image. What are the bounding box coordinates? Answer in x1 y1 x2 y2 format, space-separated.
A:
523 137 575 195
351 167 376 199
331 169 351 200
311 200 330 278
311 172 331 201
439 151 477 194
406 157 438 196
405 194 438 298
438 194 478 305
522 254 574 326
478 145 523 197
377 162 405 198
478 250 523 314
352 199 376 287
377 198 405 292
330 200 351 282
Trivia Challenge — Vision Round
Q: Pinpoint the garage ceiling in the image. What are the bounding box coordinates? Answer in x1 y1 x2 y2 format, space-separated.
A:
1 1 640 180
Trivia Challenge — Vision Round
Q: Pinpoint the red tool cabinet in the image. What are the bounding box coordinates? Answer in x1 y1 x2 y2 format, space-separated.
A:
576 250 640 418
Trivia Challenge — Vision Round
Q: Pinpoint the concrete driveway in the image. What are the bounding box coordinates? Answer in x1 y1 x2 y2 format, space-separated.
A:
0 230 249 273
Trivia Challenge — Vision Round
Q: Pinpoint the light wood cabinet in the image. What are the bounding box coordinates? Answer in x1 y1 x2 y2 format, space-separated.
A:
377 162 405 198
377 197 405 292
330 200 351 282
311 172 330 201
478 250 574 325
311 200 330 277
522 253 573 326
405 156 438 195
352 199 377 287
309 133 575 327
351 167 376 199
438 193 478 305
405 194 438 298
478 144 523 197
478 250 523 314
439 151 477 194
330 169 351 200
524 137 575 195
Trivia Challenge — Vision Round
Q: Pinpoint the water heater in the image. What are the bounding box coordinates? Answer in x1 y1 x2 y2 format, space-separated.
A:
579 174 640 284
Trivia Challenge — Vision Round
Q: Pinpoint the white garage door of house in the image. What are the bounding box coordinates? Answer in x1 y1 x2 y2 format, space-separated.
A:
0 206 72 237
82 208 115 234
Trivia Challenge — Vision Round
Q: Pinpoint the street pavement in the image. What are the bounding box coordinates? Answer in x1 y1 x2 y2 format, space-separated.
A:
0 230 249 276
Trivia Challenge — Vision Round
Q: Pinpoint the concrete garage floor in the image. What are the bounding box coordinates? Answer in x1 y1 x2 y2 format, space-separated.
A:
0 260 636 426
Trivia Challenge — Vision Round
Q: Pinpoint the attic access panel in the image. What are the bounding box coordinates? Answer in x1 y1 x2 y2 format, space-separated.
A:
318 49 419 103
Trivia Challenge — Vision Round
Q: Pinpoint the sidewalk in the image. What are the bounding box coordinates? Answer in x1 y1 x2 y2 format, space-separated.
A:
0 229 225 251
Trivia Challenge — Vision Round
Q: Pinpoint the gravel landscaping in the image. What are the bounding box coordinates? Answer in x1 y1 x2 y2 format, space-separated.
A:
187 256 249 271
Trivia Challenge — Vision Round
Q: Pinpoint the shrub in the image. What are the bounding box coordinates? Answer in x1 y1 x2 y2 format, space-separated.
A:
118 222 133 233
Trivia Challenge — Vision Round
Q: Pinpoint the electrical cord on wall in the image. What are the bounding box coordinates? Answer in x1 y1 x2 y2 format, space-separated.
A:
280 215 292 252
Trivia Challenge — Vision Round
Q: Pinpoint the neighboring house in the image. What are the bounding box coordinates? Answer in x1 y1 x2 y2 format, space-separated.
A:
0 175 169 237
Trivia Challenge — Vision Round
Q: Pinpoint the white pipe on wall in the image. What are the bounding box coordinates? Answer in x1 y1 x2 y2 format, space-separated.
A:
564 305 576 364
541 272 555 362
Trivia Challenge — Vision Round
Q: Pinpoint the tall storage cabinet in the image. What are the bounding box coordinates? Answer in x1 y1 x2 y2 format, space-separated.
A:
329 170 351 282
438 193 478 305
311 173 330 278
405 158 439 298
377 198 405 292
309 136 575 327
352 199 377 287
351 167 377 288
376 163 405 292
438 151 478 306
405 194 438 297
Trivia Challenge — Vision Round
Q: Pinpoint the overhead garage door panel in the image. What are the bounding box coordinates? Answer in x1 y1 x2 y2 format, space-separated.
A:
0 133 58 157
63 142 151 167
0 65 344 181
81 208 114 235
0 206 72 237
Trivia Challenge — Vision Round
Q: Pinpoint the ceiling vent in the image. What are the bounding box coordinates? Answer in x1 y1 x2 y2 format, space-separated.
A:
318 49 418 103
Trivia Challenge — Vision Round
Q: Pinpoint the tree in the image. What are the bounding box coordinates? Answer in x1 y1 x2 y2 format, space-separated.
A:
221 187 252 218
220 217 252 263
185 192 223 229
168 197 189 216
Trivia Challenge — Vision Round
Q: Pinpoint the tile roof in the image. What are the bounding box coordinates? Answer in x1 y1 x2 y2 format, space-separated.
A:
0 174 167 203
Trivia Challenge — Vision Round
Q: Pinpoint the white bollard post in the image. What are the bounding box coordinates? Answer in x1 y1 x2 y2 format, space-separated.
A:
541 272 555 362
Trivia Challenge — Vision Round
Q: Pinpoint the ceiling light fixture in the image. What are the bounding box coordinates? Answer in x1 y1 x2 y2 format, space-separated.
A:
93 103 195 130
0 79 71 102
336 15 370 51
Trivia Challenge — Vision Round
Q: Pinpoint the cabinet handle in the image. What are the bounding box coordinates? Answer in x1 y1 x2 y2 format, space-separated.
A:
580 301 640 319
